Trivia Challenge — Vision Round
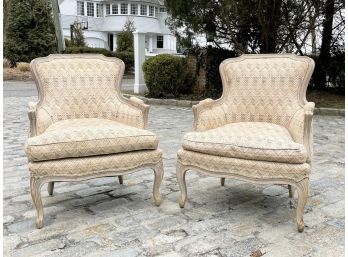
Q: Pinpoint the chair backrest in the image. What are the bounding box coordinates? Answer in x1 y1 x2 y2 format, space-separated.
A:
31 54 125 134
219 54 314 127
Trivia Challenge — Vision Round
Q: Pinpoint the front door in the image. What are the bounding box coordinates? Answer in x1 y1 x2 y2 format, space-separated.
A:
108 33 114 51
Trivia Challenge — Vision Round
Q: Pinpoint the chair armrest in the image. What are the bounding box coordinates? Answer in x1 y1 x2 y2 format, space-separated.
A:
117 96 150 129
193 98 227 131
289 102 315 163
27 101 38 137
303 102 315 163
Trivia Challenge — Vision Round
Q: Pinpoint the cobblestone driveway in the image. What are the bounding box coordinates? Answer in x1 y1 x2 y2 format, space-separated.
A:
3 94 344 257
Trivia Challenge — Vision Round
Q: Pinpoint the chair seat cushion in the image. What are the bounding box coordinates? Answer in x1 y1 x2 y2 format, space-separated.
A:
182 122 307 164
26 118 159 161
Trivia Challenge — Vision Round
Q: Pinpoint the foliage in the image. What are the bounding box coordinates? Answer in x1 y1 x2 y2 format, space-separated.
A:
310 50 345 94
166 0 344 55
64 47 134 73
166 0 345 92
117 19 135 52
17 62 30 72
4 0 57 67
142 54 188 98
185 46 238 98
70 22 86 47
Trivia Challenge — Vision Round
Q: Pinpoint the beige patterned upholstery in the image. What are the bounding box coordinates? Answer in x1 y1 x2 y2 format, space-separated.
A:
26 118 158 161
183 122 307 164
177 54 315 232
26 55 164 229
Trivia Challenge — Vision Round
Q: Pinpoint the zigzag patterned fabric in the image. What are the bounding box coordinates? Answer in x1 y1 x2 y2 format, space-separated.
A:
26 118 159 162
33 57 145 135
29 150 162 177
182 122 307 164
177 149 309 182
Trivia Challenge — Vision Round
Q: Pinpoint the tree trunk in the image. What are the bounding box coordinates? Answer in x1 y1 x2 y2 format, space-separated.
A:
258 0 282 53
315 0 335 89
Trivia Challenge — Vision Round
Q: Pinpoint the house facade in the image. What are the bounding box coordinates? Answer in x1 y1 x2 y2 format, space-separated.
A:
59 0 177 54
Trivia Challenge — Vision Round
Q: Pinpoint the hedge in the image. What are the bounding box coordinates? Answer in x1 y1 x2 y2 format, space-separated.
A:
142 54 190 98
63 47 134 73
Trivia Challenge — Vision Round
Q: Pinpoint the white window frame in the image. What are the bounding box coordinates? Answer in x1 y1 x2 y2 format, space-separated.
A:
77 1 84 16
121 3 128 14
96 3 103 17
112 3 118 14
106 3 110 15
140 4 147 16
157 35 164 48
86 2 94 17
149 6 154 16
131 3 138 15
159 7 166 13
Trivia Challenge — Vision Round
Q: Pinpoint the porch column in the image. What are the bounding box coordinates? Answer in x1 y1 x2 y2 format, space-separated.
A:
149 36 153 52
133 31 146 94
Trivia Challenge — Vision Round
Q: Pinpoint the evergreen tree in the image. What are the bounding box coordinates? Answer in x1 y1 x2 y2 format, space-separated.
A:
71 21 86 47
4 0 56 66
117 19 135 52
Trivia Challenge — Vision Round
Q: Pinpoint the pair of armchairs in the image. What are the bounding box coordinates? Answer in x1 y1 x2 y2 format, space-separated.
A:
25 54 314 233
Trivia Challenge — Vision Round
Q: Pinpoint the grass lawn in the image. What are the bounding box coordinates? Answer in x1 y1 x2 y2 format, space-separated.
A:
307 89 345 109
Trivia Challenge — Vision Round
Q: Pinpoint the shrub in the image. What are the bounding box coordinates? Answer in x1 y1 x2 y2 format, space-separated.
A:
17 62 30 72
117 19 135 52
4 0 56 66
3 58 11 68
64 46 111 56
114 51 134 72
64 47 134 73
143 54 187 98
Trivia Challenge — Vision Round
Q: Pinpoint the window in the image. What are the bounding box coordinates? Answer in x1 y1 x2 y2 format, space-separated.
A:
77 1 84 15
87 2 94 16
157 35 163 48
140 4 147 15
96 3 103 17
160 7 166 13
112 4 118 14
121 3 128 14
106 3 110 15
131 3 138 15
149 6 154 16
155 7 158 17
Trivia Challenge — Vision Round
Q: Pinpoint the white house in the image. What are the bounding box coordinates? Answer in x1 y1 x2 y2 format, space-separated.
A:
59 0 177 54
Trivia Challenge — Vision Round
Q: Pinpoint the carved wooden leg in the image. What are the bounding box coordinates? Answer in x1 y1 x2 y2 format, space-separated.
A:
30 176 44 229
118 175 123 185
176 162 188 208
48 182 54 196
221 178 225 186
294 178 309 232
153 160 164 206
288 185 294 198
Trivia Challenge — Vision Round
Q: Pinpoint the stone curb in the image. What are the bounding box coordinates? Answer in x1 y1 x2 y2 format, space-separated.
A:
123 94 345 116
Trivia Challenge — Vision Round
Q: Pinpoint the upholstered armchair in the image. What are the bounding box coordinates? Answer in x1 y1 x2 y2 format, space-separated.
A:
25 55 163 228
177 54 314 232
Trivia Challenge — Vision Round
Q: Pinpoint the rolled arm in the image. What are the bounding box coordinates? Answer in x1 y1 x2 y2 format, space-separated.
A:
289 102 315 163
117 96 150 129
27 101 38 137
193 98 227 131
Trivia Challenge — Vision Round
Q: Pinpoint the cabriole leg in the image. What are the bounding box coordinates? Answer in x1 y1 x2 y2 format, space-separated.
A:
153 160 164 206
118 175 123 185
176 162 188 208
48 182 54 196
30 176 44 229
221 178 225 186
294 178 309 232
